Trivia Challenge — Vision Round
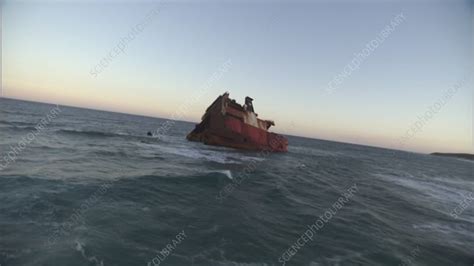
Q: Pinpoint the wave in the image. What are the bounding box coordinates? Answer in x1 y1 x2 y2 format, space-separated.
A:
0 109 43 117
208 170 233 180
0 124 39 132
158 144 266 164
184 247 270 266
74 240 104 266
55 129 157 142
123 171 236 186
373 173 467 204
57 129 119 138
90 150 131 158
0 120 37 127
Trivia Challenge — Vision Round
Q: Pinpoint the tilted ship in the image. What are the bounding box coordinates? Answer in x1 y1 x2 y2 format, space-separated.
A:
187 92 288 152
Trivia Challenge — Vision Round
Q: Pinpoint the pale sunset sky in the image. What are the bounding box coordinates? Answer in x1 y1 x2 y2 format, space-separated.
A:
1 0 473 154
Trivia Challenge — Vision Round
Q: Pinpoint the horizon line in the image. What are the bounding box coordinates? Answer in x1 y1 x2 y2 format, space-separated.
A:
0 95 457 156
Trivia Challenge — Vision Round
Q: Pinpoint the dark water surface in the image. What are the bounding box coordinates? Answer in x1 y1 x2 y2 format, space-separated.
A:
0 98 472 266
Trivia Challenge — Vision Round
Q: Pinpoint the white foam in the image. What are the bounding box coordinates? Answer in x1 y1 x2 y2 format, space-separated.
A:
211 170 233 180
412 222 474 237
74 240 104 266
373 173 467 205
159 145 264 164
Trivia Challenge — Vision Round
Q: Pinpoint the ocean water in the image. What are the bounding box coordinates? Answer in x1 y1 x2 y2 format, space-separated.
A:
0 97 472 266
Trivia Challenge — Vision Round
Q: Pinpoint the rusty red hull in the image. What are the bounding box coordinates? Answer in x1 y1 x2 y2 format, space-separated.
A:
187 93 288 152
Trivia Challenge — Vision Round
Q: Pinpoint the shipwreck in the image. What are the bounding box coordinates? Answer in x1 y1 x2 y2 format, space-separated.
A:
186 92 288 152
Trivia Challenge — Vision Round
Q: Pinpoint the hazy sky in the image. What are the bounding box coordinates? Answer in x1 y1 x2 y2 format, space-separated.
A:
2 0 473 153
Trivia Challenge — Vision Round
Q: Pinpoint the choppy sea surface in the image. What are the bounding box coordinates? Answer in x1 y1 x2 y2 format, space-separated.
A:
0 98 472 266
